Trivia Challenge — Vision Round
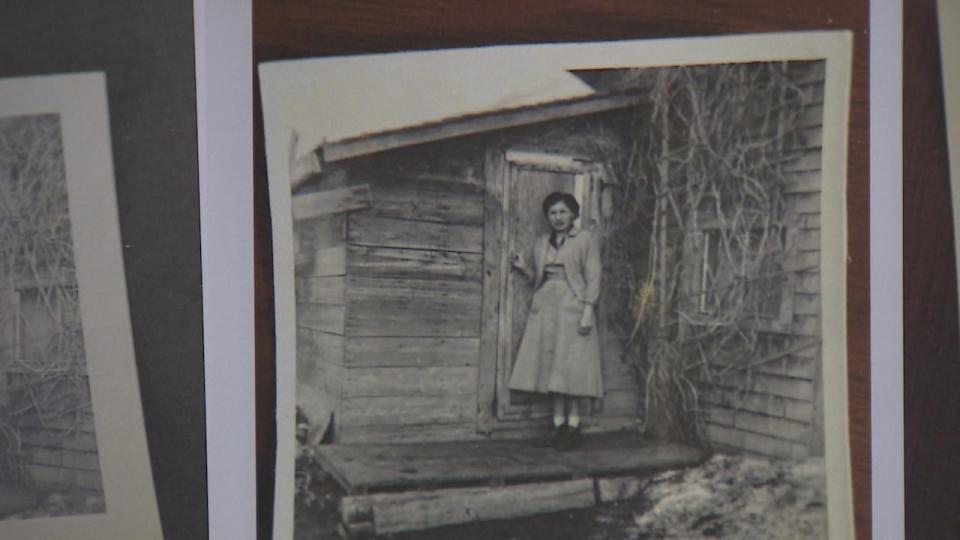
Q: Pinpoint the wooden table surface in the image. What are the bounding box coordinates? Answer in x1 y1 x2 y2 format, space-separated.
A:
904 0 960 538
254 2 871 538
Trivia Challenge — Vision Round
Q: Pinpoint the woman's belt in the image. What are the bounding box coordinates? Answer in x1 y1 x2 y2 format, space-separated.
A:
542 264 566 280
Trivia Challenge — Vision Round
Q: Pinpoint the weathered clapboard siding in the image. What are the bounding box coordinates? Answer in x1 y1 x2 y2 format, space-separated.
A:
344 277 482 337
339 366 478 398
711 371 814 402
338 395 477 426
18 421 103 491
29 464 102 491
701 388 814 422
705 422 809 460
598 389 641 416
600 355 641 392
784 250 819 272
343 337 479 368
298 304 346 335
321 161 490 443
297 327 339 427
347 214 483 254
798 126 823 150
296 214 348 279
782 170 820 194
16 411 96 433
295 276 346 304
752 354 818 379
357 178 485 226
19 427 98 452
790 191 821 216
796 271 820 294
291 185 372 221
26 447 100 471
793 293 820 316
346 245 483 281
297 329 345 366
295 215 346 271
22 436 102 491
309 246 347 277
704 406 810 443
797 104 824 129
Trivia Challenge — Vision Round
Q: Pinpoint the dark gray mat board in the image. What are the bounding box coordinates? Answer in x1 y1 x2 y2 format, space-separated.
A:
0 2 206 538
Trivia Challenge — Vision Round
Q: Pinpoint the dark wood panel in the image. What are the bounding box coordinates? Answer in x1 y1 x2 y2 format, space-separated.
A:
904 0 960 538
255 3 870 539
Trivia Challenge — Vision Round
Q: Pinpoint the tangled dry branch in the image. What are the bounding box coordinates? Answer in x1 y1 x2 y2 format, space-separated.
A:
597 62 817 444
0 115 90 486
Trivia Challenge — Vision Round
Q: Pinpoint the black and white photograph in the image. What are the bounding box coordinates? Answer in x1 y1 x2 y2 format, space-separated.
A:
0 113 104 520
262 33 853 539
0 73 161 540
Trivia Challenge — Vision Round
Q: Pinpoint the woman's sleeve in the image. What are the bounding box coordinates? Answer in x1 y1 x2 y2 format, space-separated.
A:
582 231 603 305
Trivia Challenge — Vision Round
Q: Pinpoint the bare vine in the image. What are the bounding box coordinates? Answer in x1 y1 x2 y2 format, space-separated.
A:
0 115 90 486
599 62 817 443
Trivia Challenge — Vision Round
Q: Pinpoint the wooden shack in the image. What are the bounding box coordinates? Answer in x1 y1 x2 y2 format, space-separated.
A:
291 61 826 458
292 92 646 446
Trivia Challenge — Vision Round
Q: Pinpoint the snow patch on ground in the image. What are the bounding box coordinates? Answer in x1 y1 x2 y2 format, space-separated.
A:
630 453 827 539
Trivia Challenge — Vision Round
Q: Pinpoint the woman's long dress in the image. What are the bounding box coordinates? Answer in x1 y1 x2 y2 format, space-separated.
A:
508 242 603 398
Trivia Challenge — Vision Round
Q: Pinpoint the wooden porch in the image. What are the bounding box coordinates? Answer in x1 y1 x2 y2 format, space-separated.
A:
317 432 704 538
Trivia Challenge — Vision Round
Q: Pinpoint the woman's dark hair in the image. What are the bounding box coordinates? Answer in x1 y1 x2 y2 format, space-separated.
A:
542 191 580 219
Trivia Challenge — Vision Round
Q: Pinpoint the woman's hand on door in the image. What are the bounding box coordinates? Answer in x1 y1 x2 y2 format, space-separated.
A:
511 253 529 273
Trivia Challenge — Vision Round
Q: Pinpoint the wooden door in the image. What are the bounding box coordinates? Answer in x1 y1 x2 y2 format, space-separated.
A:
478 149 592 431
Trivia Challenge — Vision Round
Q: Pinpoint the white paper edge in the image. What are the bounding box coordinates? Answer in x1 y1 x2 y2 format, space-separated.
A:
871 0 905 538
0 72 163 540
195 2 255 539
260 31 856 540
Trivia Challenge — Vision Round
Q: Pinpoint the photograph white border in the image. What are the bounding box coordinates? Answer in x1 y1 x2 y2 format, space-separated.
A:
260 31 854 540
0 72 162 540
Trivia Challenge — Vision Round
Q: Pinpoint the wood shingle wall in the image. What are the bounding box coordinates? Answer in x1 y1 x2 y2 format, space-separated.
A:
700 61 827 459
294 155 488 443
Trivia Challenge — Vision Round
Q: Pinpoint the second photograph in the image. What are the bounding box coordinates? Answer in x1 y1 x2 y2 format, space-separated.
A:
260 32 855 540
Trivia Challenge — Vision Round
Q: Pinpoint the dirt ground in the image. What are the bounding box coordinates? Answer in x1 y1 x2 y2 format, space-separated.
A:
295 453 827 540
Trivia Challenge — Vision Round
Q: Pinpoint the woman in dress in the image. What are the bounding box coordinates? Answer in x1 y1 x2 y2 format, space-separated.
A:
508 191 603 450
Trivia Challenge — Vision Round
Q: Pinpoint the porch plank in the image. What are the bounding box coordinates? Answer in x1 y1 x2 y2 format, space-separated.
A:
316 432 703 494
341 478 596 536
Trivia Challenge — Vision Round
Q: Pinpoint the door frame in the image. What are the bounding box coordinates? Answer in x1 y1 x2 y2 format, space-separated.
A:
476 148 596 433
